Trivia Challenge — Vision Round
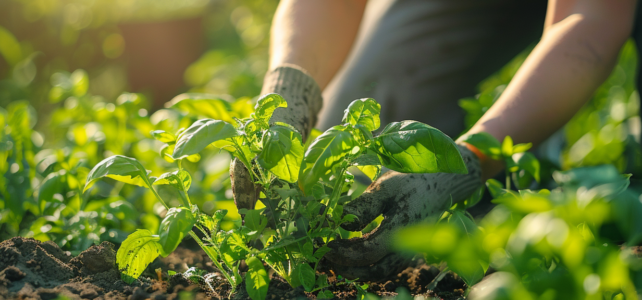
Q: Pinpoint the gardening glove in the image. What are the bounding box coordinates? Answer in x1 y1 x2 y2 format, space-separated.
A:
231 65 323 212
322 144 482 282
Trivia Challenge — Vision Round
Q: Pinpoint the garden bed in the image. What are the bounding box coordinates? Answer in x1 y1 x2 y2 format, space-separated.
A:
0 237 467 299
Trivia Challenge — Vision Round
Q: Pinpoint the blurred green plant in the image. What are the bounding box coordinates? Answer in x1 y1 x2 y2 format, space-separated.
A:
0 70 249 254
459 40 640 173
395 161 642 299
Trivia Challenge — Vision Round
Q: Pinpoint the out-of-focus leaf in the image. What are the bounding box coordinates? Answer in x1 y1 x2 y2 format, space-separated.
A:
166 93 235 122
460 132 502 159
84 156 152 192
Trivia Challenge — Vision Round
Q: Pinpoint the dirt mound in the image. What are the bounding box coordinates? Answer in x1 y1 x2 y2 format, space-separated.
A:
0 237 208 300
0 237 466 300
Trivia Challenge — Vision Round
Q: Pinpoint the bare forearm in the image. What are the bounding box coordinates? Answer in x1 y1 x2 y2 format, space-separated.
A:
459 3 634 178
268 0 367 90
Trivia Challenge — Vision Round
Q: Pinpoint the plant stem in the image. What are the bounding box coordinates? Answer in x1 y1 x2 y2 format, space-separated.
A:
150 186 170 210
505 169 511 190
188 231 235 291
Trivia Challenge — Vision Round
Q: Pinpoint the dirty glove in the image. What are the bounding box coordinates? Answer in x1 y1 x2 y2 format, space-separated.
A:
322 144 482 282
231 65 323 212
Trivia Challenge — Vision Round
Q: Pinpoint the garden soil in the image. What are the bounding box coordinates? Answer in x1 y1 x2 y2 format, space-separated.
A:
0 237 467 300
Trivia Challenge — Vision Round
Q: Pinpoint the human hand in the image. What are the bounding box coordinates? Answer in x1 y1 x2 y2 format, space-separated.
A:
231 64 323 212
321 144 482 281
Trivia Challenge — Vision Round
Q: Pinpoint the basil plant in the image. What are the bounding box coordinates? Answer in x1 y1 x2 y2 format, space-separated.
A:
83 94 468 300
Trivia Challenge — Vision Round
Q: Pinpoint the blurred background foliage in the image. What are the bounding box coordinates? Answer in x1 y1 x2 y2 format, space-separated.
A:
460 41 642 185
0 0 277 253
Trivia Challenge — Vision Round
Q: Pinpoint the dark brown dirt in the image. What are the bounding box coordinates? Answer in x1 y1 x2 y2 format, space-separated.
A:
0 237 467 300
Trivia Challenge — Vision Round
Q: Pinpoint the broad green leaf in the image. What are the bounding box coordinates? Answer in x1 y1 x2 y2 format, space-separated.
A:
116 229 163 284
158 207 196 256
298 126 357 194
254 93 287 125
353 124 374 146
501 136 513 157
150 130 176 143
246 257 270 300
374 121 467 174
220 230 248 265
342 98 381 131
514 152 540 182
84 155 152 192
301 242 314 260
257 125 304 182
460 132 502 159
153 170 192 191
244 209 267 232
172 119 239 159
298 263 316 291
166 93 235 122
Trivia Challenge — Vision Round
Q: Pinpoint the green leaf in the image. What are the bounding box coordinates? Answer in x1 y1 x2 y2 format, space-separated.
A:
501 136 513 157
485 179 505 198
446 239 486 287
245 209 267 232
447 211 477 236
352 153 382 181
84 155 152 192
298 263 316 292
298 126 357 194
158 207 196 256
153 170 192 191
150 130 176 143
38 171 65 214
460 132 502 159
314 246 331 259
172 119 239 159
246 257 270 300
254 93 287 125
199 209 227 233
342 98 381 131
462 186 485 209
220 230 248 265
301 242 314 260
512 143 532 154
116 229 163 284
257 125 304 182
514 152 540 182
166 93 235 122
373 121 467 174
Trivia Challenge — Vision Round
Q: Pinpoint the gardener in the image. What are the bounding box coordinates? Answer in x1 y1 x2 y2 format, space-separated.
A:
231 0 638 281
